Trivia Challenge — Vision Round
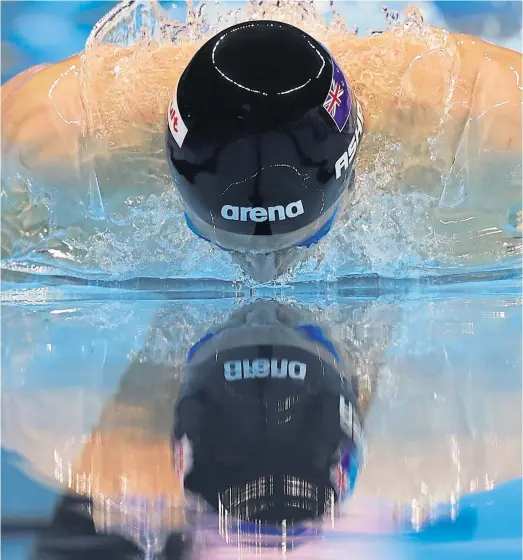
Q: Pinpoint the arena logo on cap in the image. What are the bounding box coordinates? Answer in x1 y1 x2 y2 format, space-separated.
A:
323 58 351 132
221 200 304 222
168 85 188 148
224 359 307 381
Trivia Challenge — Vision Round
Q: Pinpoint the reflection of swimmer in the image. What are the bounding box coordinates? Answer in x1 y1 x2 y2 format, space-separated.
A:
36 300 380 558
4 296 521 556
1 4 521 280
173 301 372 536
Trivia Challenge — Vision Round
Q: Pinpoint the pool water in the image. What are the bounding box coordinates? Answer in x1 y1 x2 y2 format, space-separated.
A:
1 1 522 559
1 280 522 558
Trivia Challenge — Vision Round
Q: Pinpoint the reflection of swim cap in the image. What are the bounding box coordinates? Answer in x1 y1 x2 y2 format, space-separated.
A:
166 20 364 282
173 301 364 534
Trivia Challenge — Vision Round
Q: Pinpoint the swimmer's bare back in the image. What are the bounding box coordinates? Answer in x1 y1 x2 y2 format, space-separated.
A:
1 28 521 195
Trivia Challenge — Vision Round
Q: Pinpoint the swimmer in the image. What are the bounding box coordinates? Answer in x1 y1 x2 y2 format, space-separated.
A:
2 4 521 281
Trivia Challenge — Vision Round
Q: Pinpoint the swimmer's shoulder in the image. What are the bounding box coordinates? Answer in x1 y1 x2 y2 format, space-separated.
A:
2 42 198 165
452 33 522 152
1 54 85 165
1 44 167 166
451 32 521 70
2 53 84 121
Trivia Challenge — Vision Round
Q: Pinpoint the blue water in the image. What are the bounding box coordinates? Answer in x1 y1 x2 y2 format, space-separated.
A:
2 1 522 559
2 279 522 558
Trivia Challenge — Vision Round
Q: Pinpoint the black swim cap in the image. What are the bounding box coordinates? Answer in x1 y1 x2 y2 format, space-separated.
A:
173 301 364 532
166 20 364 260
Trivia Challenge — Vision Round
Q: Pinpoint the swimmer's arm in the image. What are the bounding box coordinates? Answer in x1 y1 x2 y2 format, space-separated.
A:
1 50 121 167
1 43 195 168
1 56 88 259
453 35 522 154
1 55 85 164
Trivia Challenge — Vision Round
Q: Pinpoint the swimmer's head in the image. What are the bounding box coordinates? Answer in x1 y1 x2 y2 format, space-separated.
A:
173 300 364 542
166 20 364 283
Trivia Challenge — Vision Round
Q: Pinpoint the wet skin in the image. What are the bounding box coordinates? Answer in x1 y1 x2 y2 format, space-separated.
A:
2 26 521 216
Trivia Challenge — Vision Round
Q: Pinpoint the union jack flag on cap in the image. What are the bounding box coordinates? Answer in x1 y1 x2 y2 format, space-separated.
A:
323 59 352 132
